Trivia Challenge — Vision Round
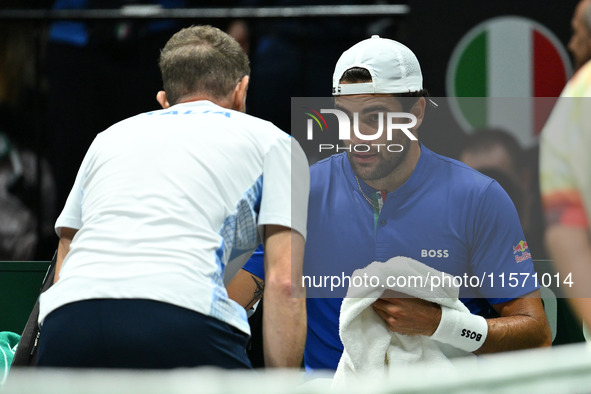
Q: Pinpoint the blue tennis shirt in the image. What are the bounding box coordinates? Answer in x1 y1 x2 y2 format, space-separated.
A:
303 145 538 371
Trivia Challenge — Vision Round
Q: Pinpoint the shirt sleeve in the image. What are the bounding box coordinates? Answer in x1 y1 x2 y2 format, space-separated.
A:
242 244 265 280
54 134 100 237
258 136 310 239
540 95 591 229
469 180 539 304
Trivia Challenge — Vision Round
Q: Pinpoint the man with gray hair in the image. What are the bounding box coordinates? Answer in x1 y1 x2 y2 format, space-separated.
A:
36 25 309 369
568 0 591 71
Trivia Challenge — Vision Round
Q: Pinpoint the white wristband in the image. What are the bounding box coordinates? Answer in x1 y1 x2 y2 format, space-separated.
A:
430 306 488 353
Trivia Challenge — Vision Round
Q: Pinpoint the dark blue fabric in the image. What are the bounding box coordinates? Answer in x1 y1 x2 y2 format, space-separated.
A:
37 299 252 369
242 244 265 280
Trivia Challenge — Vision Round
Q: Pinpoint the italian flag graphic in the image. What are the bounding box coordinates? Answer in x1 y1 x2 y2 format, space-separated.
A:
446 17 572 148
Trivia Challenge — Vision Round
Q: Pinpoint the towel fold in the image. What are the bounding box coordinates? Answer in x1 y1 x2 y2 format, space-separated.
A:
0 331 20 385
333 256 474 386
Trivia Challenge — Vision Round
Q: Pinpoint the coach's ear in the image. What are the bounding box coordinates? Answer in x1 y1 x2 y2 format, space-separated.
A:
156 91 171 109
231 76 249 113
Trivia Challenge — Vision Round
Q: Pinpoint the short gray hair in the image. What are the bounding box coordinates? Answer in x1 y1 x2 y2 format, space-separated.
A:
159 25 250 105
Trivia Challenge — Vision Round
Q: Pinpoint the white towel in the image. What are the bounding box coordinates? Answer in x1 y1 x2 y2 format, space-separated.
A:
332 256 474 387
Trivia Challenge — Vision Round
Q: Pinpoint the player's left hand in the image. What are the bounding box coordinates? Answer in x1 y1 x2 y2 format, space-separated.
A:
371 291 442 336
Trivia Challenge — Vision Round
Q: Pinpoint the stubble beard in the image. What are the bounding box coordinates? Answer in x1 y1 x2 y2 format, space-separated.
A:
347 138 411 182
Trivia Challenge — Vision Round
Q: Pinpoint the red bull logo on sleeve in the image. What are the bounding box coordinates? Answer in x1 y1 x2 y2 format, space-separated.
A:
512 240 532 263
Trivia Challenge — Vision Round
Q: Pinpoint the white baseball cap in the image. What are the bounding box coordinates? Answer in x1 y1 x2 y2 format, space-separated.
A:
332 35 423 96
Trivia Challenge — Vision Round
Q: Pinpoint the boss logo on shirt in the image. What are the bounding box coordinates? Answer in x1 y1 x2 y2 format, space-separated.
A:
421 249 449 258
461 329 482 342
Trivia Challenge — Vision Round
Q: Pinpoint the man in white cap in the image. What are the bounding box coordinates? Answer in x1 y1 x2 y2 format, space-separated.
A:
302 35 551 372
